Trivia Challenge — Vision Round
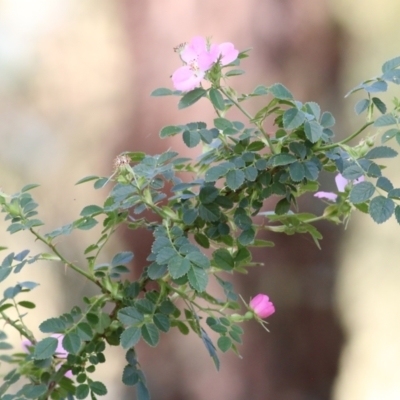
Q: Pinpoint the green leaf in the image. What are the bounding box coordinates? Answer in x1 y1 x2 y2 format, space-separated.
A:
199 186 219 204
214 117 233 130
76 217 98 230
238 228 255 245
205 164 230 182
381 128 400 143
213 249 234 271
76 384 90 399
320 111 335 128
183 208 198 225
22 384 48 399
137 381 151 400
188 265 208 292
62 332 81 354
377 177 394 192
141 323 159 347
111 252 134 267
160 125 183 138
156 247 176 264
75 175 99 185
209 88 225 110
217 336 232 353
0 267 12 283
283 108 305 130
369 196 395 224
304 121 324 143
388 188 400 200
76 322 93 341
305 102 320 119
244 166 258 181
374 114 397 127
247 141 266 151
80 205 103 217
168 256 190 279
90 381 108 396
194 233 210 248
178 88 207 109
272 153 297 166
39 318 66 333
275 198 291 215
395 205 400 224
364 80 387 93
118 307 144 326
372 97 387 114
289 162 306 182
21 183 40 192
122 365 139 386
349 181 375 204
183 130 201 148
151 87 174 96
120 326 141 350
365 146 398 159
382 56 400 73
34 337 58 360
225 69 245 77
147 262 167 279
198 204 220 222
16 301 35 310
153 313 170 333
186 251 210 269
226 169 245 191
269 83 293 100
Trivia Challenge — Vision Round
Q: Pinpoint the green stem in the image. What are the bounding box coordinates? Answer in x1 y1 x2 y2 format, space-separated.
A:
316 121 374 151
0 311 36 343
29 228 100 287
219 87 276 154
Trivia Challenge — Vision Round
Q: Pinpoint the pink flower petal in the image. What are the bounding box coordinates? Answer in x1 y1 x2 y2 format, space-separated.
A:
335 174 348 192
314 191 338 201
172 66 204 91
250 294 275 319
189 36 208 54
218 42 239 65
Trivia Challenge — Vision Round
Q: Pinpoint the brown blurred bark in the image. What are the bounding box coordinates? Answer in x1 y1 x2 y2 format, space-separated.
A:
116 1 345 399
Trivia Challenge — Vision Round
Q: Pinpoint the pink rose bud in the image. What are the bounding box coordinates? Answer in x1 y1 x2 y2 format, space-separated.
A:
250 294 275 319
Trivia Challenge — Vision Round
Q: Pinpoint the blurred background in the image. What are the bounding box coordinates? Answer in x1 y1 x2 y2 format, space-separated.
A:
1 1 400 399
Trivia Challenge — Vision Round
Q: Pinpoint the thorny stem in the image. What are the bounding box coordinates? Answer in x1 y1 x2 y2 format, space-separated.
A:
29 228 99 287
219 87 276 154
0 310 36 344
316 121 374 151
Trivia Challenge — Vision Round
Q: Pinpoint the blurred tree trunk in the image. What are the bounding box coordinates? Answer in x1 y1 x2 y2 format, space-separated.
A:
116 1 345 399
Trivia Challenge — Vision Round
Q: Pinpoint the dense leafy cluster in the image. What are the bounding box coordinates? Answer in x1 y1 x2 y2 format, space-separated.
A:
1 41 400 400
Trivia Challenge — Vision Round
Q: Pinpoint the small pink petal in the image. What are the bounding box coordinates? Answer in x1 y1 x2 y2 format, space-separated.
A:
335 174 348 192
250 294 275 319
218 42 239 65
22 339 33 353
189 36 208 55
197 52 215 71
172 66 204 91
314 191 338 201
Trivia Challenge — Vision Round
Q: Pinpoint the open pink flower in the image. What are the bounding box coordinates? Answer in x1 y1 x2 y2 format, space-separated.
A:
250 294 275 319
314 173 364 201
172 36 218 91
22 335 72 378
218 42 239 65
172 36 239 91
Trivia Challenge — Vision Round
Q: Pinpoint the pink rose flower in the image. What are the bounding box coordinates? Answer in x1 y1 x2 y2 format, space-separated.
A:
218 42 239 66
250 294 275 319
314 173 364 201
22 335 72 378
172 36 239 91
